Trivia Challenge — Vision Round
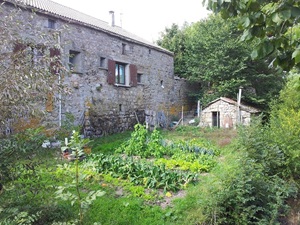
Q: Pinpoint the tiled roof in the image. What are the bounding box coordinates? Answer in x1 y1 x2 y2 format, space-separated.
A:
205 97 261 113
8 0 172 55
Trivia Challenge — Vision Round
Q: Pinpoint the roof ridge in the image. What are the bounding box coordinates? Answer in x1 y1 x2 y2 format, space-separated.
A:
11 0 172 55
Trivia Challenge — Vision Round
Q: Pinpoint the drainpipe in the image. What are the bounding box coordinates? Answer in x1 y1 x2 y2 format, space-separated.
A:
57 32 62 127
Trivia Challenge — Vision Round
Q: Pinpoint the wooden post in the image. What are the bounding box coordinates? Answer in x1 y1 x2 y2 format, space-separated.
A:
181 106 184 126
197 100 200 118
237 87 242 125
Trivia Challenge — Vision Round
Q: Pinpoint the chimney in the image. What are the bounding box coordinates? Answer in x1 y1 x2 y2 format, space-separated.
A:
109 10 115 27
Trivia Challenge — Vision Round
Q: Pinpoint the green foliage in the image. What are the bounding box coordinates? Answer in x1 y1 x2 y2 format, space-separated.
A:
154 158 211 172
57 131 104 225
91 131 131 154
117 124 168 158
55 112 82 140
204 0 300 71
269 73 300 179
157 14 283 108
92 154 198 192
0 127 47 183
0 209 41 225
85 195 167 225
175 144 297 225
117 123 148 156
0 4 65 124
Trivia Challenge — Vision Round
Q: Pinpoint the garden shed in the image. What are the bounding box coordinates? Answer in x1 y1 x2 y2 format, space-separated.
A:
199 97 260 128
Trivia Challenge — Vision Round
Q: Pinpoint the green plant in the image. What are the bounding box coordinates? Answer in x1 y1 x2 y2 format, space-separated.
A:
0 208 41 225
117 124 148 156
55 112 82 140
117 124 169 158
57 131 104 225
92 154 198 192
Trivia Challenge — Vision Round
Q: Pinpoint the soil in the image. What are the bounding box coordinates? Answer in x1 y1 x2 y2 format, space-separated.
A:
157 190 187 209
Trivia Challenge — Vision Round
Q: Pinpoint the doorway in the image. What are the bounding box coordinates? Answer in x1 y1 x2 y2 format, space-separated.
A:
212 111 220 128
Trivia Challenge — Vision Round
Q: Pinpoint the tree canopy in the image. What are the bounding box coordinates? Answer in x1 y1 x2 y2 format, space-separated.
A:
203 0 300 72
157 15 284 108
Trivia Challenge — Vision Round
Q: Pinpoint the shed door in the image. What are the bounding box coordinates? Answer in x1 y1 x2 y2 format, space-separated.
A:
212 111 220 128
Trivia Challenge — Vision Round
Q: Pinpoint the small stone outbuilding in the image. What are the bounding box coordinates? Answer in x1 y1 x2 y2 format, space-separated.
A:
199 97 260 128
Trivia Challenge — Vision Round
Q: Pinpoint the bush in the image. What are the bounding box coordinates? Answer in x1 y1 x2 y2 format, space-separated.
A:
268 74 300 179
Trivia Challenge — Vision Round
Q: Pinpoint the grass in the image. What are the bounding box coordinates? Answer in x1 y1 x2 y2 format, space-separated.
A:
90 131 131 154
0 126 236 225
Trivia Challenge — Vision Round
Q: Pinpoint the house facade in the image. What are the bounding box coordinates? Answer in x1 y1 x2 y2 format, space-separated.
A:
199 97 260 128
1 0 198 136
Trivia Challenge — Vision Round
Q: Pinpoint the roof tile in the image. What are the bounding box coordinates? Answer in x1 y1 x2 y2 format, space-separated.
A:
11 0 172 54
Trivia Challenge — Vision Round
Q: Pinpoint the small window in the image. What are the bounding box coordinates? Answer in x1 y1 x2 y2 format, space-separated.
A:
100 57 106 68
148 49 151 54
69 50 80 72
48 19 56 29
122 43 126 54
137 73 142 83
119 104 123 112
115 63 126 85
160 80 164 88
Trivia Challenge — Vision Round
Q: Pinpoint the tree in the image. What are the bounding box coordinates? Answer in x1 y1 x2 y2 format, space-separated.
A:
0 3 65 133
157 23 189 75
203 0 300 71
157 15 284 108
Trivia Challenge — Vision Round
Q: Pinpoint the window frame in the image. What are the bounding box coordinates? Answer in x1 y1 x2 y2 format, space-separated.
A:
107 59 137 87
137 73 143 84
48 19 56 29
68 50 81 73
99 56 107 69
115 62 126 85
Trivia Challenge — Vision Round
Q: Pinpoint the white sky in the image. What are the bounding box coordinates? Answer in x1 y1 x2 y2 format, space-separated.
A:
52 0 211 42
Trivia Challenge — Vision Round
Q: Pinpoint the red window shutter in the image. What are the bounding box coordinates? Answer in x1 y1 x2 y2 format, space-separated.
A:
13 43 26 64
130 64 137 87
107 59 116 85
50 47 60 74
46 92 54 112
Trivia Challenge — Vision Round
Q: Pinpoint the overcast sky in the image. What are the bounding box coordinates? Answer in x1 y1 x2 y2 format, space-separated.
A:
52 0 211 42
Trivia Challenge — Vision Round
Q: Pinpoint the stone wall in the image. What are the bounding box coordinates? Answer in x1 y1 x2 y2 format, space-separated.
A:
200 99 254 128
2 2 199 136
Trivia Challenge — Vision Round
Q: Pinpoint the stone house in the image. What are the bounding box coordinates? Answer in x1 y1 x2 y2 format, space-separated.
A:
199 97 260 128
1 0 198 136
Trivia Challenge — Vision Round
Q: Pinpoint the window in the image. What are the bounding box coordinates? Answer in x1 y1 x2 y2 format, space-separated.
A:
100 57 106 68
69 50 80 72
115 63 126 85
13 43 46 66
107 59 137 87
34 47 44 65
48 19 56 29
137 73 142 83
122 43 126 54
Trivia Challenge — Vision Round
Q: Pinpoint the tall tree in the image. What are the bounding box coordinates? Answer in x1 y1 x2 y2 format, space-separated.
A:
157 23 189 75
203 0 300 71
157 15 284 108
